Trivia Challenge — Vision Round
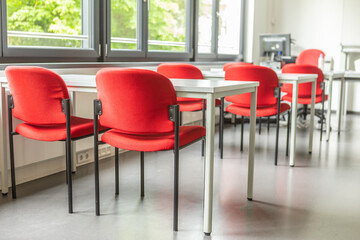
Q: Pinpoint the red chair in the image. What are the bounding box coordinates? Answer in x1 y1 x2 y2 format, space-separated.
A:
296 49 325 66
281 64 327 140
223 62 253 72
93 68 206 231
5 66 106 213
221 65 290 165
157 63 221 154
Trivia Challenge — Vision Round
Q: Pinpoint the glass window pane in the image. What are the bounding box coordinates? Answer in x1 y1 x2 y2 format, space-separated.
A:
111 0 138 50
148 0 186 52
218 0 241 55
7 0 91 49
198 0 213 54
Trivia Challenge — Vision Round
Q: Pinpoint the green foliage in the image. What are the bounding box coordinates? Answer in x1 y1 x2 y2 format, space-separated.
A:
7 0 187 51
148 0 186 51
7 0 82 47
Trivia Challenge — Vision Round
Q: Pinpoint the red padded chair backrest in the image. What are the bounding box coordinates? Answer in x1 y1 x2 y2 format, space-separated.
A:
225 65 279 108
157 63 204 79
296 49 325 67
157 63 203 102
96 68 177 134
281 64 324 98
5 66 69 125
223 62 253 72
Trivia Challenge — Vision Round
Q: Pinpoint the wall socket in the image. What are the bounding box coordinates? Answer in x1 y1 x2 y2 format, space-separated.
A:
76 145 112 165
77 150 91 164
98 145 112 158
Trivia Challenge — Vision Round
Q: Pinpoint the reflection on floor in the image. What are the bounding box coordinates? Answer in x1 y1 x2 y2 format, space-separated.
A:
1 114 360 240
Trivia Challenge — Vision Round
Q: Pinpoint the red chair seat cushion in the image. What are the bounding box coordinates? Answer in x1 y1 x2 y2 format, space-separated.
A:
282 94 328 104
179 99 221 112
101 126 206 152
226 103 290 117
16 116 106 141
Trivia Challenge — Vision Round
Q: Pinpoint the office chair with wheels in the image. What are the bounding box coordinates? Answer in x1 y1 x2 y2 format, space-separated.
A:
93 68 206 231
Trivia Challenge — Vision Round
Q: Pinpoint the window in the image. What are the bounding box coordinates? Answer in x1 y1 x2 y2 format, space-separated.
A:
196 0 244 60
198 0 213 54
106 0 192 59
2 0 99 58
218 0 241 55
148 0 187 52
0 0 244 62
110 0 138 51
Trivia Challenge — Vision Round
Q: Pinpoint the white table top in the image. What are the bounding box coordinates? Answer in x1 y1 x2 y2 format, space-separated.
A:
324 71 345 78
1 74 259 94
202 71 317 83
344 71 360 78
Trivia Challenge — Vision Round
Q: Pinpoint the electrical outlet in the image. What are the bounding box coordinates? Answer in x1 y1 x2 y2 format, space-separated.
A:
98 145 112 158
77 150 91 164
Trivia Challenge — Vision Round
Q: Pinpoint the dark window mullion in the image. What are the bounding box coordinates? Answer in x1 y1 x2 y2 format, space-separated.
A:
143 0 148 58
239 0 246 61
213 0 219 56
0 1 3 57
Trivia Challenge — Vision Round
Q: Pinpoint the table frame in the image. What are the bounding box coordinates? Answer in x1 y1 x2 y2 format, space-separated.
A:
277 74 317 166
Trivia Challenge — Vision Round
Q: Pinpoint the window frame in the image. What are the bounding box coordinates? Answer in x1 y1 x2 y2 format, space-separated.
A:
105 0 146 59
196 0 245 61
0 1 3 58
1 0 100 59
0 0 245 63
105 0 194 61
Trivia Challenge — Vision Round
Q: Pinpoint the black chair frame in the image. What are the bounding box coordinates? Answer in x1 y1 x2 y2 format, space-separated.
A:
219 86 290 165
7 95 105 214
93 100 205 232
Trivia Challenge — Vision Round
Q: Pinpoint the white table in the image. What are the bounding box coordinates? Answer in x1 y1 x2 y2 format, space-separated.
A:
203 70 318 167
323 71 345 139
0 75 259 236
337 71 360 133
276 74 317 166
203 70 346 141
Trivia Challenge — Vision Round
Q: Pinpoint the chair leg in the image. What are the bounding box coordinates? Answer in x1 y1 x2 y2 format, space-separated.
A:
234 114 237 127
267 116 270 132
140 152 144 197
64 99 73 214
320 93 325 141
275 112 281 166
94 100 100 216
259 117 262 135
241 116 244 152
303 104 308 120
286 110 291 157
94 141 100 215
173 105 180 232
180 112 183 126
220 98 224 158
9 130 16 199
202 100 205 156
8 98 16 198
65 140 73 213
115 147 119 195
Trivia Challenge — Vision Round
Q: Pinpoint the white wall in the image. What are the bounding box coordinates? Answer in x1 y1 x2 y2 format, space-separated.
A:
247 0 360 112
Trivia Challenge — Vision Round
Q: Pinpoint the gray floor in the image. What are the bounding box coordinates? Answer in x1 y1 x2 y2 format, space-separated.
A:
1 114 360 240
